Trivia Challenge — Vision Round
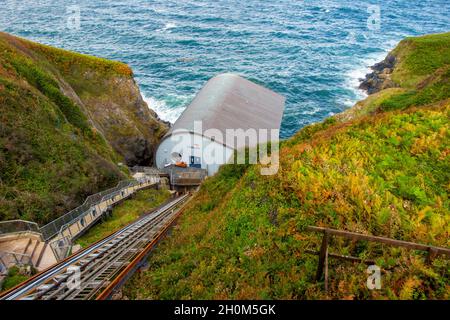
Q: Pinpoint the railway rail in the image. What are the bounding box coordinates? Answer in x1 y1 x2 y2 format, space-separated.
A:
0 194 190 300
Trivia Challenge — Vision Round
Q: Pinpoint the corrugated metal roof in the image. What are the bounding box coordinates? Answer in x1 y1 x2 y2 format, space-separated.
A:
165 73 285 149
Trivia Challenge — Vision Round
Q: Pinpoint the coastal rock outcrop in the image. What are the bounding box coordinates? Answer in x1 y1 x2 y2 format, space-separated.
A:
359 53 398 94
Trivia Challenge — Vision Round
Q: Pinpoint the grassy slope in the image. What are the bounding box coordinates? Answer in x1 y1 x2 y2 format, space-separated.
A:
76 188 171 248
0 266 33 292
124 33 450 300
0 33 130 224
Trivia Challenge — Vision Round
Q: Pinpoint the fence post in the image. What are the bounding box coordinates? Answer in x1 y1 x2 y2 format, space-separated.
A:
315 230 329 284
427 247 438 264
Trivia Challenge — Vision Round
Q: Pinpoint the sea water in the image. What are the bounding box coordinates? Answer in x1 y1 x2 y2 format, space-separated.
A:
1 0 449 138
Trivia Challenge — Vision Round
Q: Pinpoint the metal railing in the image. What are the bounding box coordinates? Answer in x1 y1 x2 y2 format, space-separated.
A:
48 236 72 262
162 166 207 186
0 174 161 276
39 179 151 240
0 220 40 237
49 175 159 261
0 251 33 274
44 176 159 260
0 176 159 242
0 194 191 300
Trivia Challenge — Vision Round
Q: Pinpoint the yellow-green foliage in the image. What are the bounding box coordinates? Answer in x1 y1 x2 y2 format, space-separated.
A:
124 33 450 300
338 33 450 122
76 188 171 248
21 36 133 78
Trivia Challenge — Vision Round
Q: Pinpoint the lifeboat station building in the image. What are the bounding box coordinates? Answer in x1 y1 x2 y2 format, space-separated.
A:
155 73 285 176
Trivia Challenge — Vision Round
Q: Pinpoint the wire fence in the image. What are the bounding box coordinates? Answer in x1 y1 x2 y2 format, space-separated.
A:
0 176 157 242
0 220 40 237
40 179 148 240
0 251 32 275
47 176 158 260
48 236 72 262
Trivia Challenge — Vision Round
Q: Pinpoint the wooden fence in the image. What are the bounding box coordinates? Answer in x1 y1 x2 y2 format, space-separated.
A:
306 226 450 293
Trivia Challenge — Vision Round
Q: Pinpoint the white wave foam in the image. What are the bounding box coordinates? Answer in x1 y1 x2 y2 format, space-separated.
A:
301 106 321 115
344 50 391 104
157 22 177 33
143 95 184 124
345 38 399 102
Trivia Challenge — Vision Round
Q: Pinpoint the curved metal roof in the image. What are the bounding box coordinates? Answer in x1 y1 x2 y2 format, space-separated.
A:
165 73 285 149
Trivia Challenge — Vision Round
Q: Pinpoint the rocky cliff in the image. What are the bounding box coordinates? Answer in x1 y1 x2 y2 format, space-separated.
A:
0 32 168 224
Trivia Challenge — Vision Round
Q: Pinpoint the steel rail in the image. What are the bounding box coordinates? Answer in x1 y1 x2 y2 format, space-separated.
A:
48 222 156 300
0 194 189 300
96 202 187 300
2 195 187 300
1 226 130 300
54 205 178 300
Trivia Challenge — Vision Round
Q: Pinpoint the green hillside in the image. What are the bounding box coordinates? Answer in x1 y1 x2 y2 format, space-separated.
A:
124 32 450 300
0 33 167 224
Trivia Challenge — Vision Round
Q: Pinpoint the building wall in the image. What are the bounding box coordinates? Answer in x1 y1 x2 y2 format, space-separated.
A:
155 133 234 176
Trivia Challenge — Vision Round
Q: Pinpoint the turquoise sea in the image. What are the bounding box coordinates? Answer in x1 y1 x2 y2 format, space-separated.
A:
1 0 449 138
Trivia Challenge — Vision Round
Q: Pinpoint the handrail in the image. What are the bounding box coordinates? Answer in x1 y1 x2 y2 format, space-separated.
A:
55 178 152 238
48 177 157 260
39 177 155 240
0 251 32 272
130 166 164 174
0 220 40 236
0 175 158 242
306 226 450 257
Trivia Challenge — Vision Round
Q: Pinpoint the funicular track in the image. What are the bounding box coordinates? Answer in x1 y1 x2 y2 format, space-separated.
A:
0 194 190 300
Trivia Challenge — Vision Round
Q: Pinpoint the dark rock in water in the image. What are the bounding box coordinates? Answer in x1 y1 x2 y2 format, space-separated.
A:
359 53 398 94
